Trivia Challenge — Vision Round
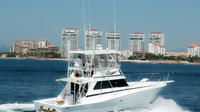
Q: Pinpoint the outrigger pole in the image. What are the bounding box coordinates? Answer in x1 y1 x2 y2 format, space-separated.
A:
82 0 86 50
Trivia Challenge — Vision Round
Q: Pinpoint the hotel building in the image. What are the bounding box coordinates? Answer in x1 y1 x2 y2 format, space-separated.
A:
10 39 59 56
129 32 145 52
61 28 79 58
148 43 165 55
149 32 165 46
85 29 102 50
38 39 49 48
11 40 38 53
106 31 120 51
148 32 165 55
188 43 200 57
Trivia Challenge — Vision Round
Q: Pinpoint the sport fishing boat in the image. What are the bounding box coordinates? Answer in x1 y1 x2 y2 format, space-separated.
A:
34 50 173 112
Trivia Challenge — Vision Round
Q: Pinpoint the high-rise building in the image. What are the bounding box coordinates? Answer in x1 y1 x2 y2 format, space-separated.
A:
129 32 145 52
61 28 79 58
12 40 38 52
85 29 102 50
148 32 165 55
148 43 165 55
188 43 200 57
149 32 165 46
106 31 120 51
38 39 49 48
10 39 59 55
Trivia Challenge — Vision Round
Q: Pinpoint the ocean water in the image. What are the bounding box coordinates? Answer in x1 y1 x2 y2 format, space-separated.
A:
0 59 199 112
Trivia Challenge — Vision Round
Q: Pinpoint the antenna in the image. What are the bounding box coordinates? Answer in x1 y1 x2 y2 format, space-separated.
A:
82 0 86 50
114 0 116 32
88 0 92 50
88 0 91 30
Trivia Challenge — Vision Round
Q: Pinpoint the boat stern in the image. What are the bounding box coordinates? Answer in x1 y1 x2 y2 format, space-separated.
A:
34 98 62 112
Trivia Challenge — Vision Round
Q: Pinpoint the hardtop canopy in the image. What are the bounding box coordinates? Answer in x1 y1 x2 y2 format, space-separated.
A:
69 50 120 55
56 77 90 84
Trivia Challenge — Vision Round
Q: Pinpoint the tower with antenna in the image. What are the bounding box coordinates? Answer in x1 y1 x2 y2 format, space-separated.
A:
85 29 102 50
106 0 121 51
130 32 145 52
61 28 79 58
106 31 120 51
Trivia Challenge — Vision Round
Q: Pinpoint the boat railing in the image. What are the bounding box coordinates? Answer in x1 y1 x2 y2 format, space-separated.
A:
68 66 95 78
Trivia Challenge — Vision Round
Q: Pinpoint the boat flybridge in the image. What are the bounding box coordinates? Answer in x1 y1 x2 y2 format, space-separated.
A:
34 50 173 112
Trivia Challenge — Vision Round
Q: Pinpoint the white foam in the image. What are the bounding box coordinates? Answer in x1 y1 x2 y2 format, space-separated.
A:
121 96 190 112
0 103 34 112
0 97 190 112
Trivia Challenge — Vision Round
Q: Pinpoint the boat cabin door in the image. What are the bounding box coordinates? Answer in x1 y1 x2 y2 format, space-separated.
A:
70 82 89 104
71 82 79 103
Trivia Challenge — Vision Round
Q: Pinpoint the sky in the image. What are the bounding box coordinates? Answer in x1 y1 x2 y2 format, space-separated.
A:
0 0 200 52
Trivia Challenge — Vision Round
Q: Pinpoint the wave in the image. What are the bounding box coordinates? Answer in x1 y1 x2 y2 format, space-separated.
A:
121 96 190 112
0 103 34 112
0 97 190 112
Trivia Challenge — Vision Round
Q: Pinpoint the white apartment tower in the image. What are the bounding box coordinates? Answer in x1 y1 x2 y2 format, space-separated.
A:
85 29 102 50
149 43 165 55
129 32 145 52
61 28 79 58
149 32 165 46
106 31 121 51
148 32 165 55
188 44 200 57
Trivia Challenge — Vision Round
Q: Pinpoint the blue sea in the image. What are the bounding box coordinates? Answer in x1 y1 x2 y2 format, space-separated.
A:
0 59 200 112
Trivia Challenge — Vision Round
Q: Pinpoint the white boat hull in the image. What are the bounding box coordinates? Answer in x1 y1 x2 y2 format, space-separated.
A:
34 86 162 112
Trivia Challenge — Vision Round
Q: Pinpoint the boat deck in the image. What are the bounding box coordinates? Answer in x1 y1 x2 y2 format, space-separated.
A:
35 81 167 107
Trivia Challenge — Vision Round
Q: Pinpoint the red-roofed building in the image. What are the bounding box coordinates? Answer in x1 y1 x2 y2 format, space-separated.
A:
188 43 200 57
129 32 145 52
10 39 60 57
108 31 120 33
165 52 188 57
151 32 163 34
133 51 152 54
88 29 99 31
120 49 132 59
61 28 79 58
149 32 165 55
149 32 165 46
11 40 38 53
132 32 144 34
106 31 120 51
85 29 102 50
124 49 129 52
38 39 49 48
65 28 76 29
148 43 165 55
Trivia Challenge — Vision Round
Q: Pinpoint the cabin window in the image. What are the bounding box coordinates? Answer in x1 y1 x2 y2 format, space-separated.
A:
102 81 112 89
94 79 128 90
110 79 128 87
94 81 111 90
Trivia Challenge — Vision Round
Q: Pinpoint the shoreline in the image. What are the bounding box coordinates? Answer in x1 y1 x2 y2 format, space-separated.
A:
1 57 200 65
120 59 200 65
